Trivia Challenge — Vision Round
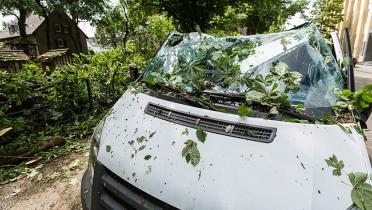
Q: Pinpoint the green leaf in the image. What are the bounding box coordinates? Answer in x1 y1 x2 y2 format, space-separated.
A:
349 172 368 187
144 155 152 160
195 25 202 36
271 83 279 92
138 145 146 151
338 124 352 134
196 128 207 143
106 145 111 152
361 94 372 103
181 128 189 136
181 140 200 166
272 62 289 76
351 183 372 210
348 172 372 210
253 80 268 94
336 101 349 108
353 125 363 135
362 84 372 92
325 154 344 176
225 125 234 133
246 90 265 102
283 115 309 123
238 104 253 117
137 136 146 143
293 103 305 113
144 74 158 86
246 130 257 137
269 106 279 115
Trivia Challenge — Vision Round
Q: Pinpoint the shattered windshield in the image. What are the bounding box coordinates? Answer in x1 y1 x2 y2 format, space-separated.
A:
143 24 344 113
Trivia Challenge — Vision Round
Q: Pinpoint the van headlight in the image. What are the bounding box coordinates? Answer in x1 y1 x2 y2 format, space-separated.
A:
88 118 105 186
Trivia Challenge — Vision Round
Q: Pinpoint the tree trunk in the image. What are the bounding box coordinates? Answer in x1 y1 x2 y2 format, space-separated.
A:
18 9 27 38
0 136 65 166
35 0 51 50
44 17 51 50
74 18 82 52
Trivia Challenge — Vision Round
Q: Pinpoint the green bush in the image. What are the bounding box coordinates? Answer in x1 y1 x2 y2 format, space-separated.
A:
0 48 139 155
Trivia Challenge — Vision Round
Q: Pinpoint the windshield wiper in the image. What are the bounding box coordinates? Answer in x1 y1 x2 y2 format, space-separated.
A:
143 81 218 111
197 91 316 121
196 91 246 102
278 108 316 122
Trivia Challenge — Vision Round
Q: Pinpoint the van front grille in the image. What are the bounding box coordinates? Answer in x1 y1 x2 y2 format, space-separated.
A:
144 103 276 143
92 162 178 210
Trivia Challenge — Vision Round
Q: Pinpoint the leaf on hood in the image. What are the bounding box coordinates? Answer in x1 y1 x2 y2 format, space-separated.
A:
182 140 200 166
137 136 146 143
337 124 352 134
149 131 156 139
196 128 207 143
348 172 372 210
138 145 146 151
181 128 189 136
325 154 344 176
106 145 111 152
144 155 152 160
225 125 234 133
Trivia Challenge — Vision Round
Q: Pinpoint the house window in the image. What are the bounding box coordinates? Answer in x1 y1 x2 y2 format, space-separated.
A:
8 24 19 34
56 39 65 48
63 25 69 33
55 24 62 32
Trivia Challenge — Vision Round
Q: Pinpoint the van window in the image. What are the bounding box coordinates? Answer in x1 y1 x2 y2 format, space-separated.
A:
144 24 344 114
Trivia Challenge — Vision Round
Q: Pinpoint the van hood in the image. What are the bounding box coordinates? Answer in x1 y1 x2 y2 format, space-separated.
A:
97 91 371 210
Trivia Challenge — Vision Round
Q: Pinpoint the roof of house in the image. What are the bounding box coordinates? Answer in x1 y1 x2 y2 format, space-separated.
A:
0 14 45 40
0 50 30 61
37 48 70 62
0 12 88 40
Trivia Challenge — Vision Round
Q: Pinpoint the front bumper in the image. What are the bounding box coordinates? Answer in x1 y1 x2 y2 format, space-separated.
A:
80 161 177 210
81 170 92 210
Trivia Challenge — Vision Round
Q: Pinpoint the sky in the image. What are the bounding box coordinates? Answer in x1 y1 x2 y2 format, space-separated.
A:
0 0 313 38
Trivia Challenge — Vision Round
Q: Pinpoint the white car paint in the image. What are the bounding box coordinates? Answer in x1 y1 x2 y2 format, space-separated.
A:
97 91 371 210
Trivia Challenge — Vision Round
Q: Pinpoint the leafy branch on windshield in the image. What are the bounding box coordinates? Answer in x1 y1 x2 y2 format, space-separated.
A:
245 62 302 115
325 154 372 210
141 29 372 124
146 37 257 93
238 104 252 117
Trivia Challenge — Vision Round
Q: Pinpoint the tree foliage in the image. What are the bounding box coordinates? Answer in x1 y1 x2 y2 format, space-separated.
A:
94 1 175 58
136 0 307 34
137 0 229 32
0 0 38 38
310 0 344 38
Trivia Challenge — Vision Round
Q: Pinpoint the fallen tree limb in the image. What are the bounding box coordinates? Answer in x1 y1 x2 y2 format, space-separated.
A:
0 136 66 166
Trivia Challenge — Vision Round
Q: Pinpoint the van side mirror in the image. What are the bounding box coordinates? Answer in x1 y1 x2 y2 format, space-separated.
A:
129 64 139 81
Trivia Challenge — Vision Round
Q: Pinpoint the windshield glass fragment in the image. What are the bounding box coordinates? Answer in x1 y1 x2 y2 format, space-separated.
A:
144 24 344 111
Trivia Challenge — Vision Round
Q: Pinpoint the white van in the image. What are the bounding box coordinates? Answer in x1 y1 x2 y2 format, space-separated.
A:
81 24 371 210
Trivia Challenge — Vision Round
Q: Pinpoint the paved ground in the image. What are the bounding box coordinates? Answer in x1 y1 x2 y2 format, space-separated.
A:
354 64 372 160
